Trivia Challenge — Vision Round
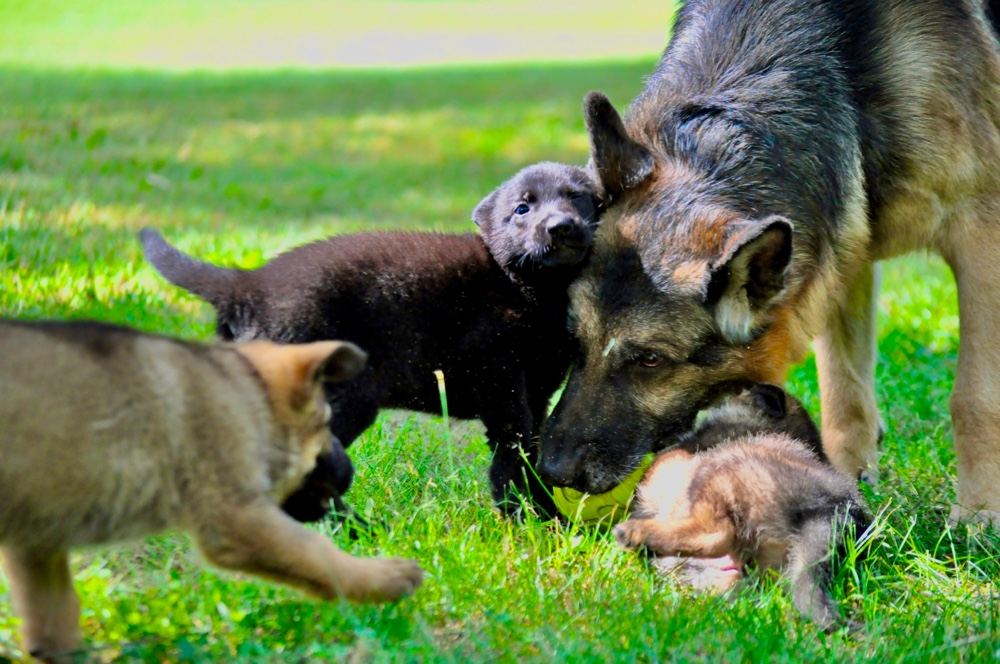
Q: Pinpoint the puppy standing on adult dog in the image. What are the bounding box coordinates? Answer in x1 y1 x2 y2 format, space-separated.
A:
615 386 869 632
142 162 598 519
539 0 1000 528
0 320 423 662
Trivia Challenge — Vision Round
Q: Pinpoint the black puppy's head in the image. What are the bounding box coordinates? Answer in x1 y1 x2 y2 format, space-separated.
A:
473 161 599 274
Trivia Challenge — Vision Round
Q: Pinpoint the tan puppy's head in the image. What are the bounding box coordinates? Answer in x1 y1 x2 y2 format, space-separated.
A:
234 340 368 502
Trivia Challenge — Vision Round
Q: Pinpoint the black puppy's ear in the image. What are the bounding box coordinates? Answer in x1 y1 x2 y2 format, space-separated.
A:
750 384 787 419
472 189 499 228
584 91 654 199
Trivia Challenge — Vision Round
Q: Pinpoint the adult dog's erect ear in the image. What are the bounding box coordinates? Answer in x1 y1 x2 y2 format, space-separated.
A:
583 91 654 199
704 216 793 343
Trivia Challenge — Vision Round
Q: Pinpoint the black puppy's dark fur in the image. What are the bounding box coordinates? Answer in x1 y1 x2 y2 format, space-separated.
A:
142 162 598 520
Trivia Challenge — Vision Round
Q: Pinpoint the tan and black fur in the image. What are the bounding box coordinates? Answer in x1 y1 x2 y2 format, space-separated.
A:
614 386 869 632
0 320 423 662
539 0 1000 530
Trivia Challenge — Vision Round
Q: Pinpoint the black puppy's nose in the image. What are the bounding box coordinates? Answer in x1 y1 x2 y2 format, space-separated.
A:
326 435 354 495
546 217 579 240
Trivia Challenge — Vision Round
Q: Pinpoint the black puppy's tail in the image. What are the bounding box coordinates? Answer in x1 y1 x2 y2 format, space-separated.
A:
785 504 867 633
139 228 241 302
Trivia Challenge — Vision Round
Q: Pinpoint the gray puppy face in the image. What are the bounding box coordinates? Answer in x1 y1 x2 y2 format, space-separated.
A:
473 161 599 274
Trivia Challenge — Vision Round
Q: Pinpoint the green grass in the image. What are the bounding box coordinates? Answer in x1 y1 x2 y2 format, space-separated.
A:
1 2 999 662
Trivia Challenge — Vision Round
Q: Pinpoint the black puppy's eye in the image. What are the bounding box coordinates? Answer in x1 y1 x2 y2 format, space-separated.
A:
637 352 664 368
514 203 530 215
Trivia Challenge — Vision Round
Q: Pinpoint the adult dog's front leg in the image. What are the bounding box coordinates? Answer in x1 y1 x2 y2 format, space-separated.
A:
944 222 1000 531
815 262 882 481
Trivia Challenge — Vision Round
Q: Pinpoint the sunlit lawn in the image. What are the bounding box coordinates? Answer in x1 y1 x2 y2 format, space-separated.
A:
1 1 998 662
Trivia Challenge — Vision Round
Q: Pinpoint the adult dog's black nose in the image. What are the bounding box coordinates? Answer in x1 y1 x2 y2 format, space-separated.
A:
546 217 581 241
537 438 586 489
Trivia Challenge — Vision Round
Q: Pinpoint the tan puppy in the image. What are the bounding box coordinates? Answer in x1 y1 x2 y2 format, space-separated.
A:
614 386 868 632
0 320 424 662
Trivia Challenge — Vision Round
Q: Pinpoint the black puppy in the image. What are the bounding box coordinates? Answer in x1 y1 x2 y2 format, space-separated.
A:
142 161 598 519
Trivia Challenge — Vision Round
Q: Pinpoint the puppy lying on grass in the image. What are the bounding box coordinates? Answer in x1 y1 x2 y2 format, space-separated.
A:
142 161 598 519
0 320 423 663
614 385 869 632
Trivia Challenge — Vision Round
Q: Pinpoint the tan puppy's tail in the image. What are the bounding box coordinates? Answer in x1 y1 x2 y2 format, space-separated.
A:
785 504 867 634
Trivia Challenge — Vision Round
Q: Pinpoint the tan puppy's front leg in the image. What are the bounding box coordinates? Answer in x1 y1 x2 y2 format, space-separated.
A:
815 262 882 481
1 548 81 663
193 502 424 603
944 223 1000 531
613 516 736 558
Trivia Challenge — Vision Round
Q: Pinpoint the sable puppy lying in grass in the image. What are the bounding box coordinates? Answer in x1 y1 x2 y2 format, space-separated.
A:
142 161 598 519
0 320 424 663
614 385 869 632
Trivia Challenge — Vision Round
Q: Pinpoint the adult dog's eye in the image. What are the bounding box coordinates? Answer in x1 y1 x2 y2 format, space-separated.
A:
637 352 664 368
515 203 530 215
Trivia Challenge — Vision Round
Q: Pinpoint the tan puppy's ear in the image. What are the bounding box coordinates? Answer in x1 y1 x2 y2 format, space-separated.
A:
235 341 368 412
312 341 368 384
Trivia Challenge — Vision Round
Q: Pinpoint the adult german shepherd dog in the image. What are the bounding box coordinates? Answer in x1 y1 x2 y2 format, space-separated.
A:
538 0 1000 528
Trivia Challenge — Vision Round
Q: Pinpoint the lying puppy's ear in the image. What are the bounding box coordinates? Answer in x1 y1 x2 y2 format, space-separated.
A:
750 384 787 419
472 189 499 228
584 91 654 199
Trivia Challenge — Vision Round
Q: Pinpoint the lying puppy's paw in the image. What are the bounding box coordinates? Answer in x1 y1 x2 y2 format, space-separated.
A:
612 521 645 550
348 558 425 603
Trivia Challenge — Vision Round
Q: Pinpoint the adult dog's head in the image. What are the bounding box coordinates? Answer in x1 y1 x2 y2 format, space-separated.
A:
538 92 804 493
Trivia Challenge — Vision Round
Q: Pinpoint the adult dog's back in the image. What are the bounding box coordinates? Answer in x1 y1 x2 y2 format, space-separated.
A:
539 0 1000 528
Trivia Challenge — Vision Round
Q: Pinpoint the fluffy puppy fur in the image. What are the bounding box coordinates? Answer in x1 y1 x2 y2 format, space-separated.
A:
141 161 598 519
614 385 869 632
0 320 423 662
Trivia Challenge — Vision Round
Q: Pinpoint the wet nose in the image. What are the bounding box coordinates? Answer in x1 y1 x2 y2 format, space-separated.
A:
546 217 580 241
537 438 585 487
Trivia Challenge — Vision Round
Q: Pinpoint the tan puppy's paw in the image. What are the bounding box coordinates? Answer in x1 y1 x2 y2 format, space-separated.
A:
347 557 425 603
